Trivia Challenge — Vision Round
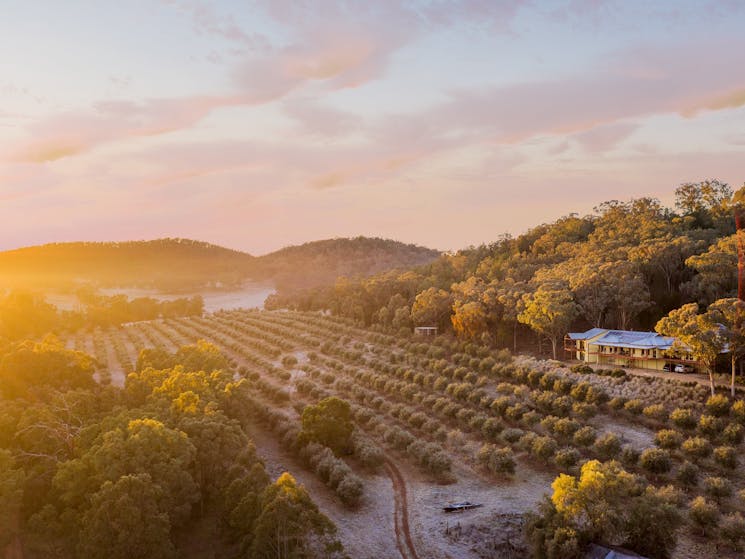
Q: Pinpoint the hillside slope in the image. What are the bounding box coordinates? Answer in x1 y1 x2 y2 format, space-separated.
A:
0 236 440 291
256 237 441 290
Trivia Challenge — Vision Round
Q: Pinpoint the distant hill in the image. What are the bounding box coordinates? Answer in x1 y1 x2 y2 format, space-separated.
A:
256 237 441 290
0 236 440 291
0 239 254 291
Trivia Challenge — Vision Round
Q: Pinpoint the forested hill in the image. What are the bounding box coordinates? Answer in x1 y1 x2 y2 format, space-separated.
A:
0 236 441 291
0 239 254 291
258 237 441 290
267 180 742 353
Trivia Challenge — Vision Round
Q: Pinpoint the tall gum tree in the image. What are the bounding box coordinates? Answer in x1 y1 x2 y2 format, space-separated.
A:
518 284 578 360
656 303 727 396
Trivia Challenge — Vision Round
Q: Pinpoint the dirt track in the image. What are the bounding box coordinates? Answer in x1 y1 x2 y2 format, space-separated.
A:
385 459 420 559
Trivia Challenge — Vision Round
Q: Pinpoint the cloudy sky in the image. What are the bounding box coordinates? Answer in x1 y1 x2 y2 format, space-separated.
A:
1 0 744 254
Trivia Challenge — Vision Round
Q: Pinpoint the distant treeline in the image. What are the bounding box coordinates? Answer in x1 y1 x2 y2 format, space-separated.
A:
0 236 440 292
0 290 204 339
268 180 741 351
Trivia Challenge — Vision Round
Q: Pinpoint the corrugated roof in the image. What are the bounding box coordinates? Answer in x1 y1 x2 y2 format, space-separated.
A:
568 328 679 350
568 327 607 340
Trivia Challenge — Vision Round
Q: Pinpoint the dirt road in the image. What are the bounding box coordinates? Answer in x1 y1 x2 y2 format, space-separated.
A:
385 459 421 559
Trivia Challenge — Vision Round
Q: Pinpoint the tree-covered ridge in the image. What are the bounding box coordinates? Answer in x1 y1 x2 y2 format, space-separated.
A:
267 180 741 347
0 238 254 291
0 338 345 559
258 236 441 291
0 236 440 292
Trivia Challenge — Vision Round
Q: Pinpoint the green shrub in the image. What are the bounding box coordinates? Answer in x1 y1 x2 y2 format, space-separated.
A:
540 415 558 433
531 436 558 463
703 476 733 502
682 436 712 459
553 418 580 440
608 396 627 410
619 445 640 469
714 446 737 470
521 411 541 426
593 432 621 460
502 428 524 443
481 418 503 441
705 394 731 417
572 402 597 419
640 448 672 475
655 429 683 450
698 414 724 437
519 432 539 452
670 407 697 429
572 426 597 447
689 496 719 535
722 512 745 550
624 399 644 414
642 404 668 422
732 400 745 424
554 447 580 469
505 403 526 421
676 461 699 488
723 422 744 444
477 444 516 476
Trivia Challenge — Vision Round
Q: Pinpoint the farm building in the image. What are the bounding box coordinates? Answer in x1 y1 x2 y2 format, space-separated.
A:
414 326 438 336
564 328 698 372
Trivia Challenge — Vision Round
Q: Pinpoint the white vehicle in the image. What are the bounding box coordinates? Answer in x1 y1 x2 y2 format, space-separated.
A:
674 364 695 374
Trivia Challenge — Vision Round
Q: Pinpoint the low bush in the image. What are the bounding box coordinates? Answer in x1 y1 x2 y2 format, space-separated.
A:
705 394 731 417
670 407 697 429
608 396 627 410
502 428 524 443
703 476 733 502
689 496 719 535
732 399 745 424
698 414 724 437
572 426 597 447
723 422 744 444
682 436 712 459
676 461 699 488
619 445 640 469
623 399 644 415
655 429 683 450
721 512 745 551
554 447 580 469
593 432 621 460
713 446 737 470
477 444 516 476
642 404 668 422
531 436 558 463
640 448 672 475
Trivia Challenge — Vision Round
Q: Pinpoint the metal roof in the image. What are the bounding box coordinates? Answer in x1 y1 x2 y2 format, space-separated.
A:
568 327 606 340
568 328 678 350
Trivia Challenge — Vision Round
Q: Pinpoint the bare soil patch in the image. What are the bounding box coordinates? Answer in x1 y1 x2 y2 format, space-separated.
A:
246 424 399 559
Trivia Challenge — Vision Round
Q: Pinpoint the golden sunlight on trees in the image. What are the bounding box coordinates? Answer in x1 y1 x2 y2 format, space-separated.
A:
527 460 681 559
519 285 578 359
656 303 728 396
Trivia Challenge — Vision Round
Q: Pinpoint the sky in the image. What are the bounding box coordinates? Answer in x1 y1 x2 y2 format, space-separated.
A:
1 0 744 255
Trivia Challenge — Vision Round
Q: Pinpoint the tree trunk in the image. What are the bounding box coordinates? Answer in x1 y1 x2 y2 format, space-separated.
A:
551 337 557 360
707 368 715 397
513 322 517 353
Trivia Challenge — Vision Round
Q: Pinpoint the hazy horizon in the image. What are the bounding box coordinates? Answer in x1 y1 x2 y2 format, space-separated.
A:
2 1 744 254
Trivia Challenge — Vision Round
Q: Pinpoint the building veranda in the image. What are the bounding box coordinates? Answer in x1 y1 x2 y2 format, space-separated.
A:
564 328 699 372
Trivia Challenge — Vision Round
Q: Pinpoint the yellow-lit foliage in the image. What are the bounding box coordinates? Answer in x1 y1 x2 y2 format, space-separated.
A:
551 459 641 539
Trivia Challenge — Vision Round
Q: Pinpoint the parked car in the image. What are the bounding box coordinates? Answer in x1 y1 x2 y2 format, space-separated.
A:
662 363 674 372
674 364 695 373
